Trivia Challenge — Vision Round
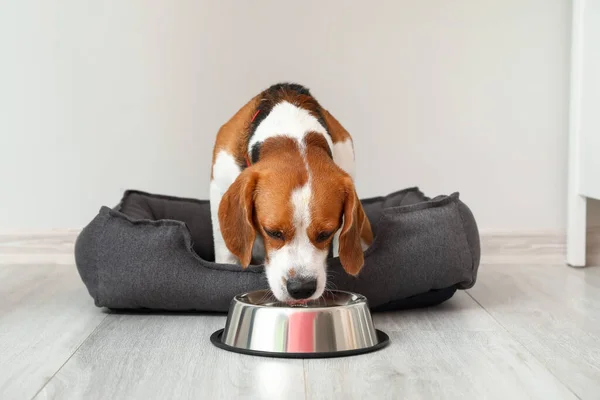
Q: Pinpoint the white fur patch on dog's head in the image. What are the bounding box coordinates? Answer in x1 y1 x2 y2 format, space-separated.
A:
265 182 328 302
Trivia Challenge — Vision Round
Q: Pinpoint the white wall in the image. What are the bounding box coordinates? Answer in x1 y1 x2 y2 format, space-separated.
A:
1 0 590 232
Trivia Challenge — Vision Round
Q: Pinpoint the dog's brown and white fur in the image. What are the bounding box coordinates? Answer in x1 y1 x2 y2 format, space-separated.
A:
210 83 373 302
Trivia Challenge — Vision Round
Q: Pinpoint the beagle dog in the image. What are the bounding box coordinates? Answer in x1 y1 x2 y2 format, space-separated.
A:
210 83 373 303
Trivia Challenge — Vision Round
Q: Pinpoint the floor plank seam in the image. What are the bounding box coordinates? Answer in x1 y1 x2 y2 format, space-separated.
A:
464 290 583 400
302 359 309 400
29 313 110 400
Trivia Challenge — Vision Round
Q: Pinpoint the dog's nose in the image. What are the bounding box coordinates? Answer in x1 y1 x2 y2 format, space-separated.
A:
286 277 317 299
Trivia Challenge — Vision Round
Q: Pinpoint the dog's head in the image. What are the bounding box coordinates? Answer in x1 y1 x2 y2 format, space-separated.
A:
218 137 372 303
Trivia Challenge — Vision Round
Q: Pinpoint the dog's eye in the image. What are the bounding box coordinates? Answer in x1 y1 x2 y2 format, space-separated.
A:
316 231 333 242
264 228 285 240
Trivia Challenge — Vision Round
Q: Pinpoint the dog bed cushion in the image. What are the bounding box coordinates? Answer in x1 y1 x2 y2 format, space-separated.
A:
75 187 480 312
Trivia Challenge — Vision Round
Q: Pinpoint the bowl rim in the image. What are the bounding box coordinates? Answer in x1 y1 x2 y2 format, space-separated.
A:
210 328 390 359
231 289 369 310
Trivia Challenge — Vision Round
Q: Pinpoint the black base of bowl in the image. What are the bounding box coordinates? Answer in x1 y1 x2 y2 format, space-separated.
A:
210 329 390 359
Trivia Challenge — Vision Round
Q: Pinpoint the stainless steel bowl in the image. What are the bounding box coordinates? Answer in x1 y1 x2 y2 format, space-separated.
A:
210 289 389 358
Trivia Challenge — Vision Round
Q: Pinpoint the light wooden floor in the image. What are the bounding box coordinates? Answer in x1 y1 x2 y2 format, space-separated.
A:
1 236 600 399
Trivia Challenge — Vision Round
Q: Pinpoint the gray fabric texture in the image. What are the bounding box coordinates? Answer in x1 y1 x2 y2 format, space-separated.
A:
74 187 480 312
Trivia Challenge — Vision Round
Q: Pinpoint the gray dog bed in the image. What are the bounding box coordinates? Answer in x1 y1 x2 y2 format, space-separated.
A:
74 188 480 312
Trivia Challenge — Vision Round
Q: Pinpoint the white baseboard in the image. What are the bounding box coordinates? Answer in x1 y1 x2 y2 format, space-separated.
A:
480 232 565 265
1 229 599 266
0 231 79 265
480 228 600 266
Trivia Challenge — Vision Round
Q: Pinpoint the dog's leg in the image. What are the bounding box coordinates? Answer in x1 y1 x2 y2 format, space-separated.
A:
332 138 356 180
251 235 266 265
211 151 242 264
331 139 356 258
331 222 342 258
210 182 238 264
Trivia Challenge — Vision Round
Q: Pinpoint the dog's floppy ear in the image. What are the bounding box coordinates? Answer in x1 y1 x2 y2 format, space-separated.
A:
339 178 373 275
218 169 258 267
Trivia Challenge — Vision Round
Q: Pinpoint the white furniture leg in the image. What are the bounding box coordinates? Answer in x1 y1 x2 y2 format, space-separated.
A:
566 0 587 267
567 194 587 267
